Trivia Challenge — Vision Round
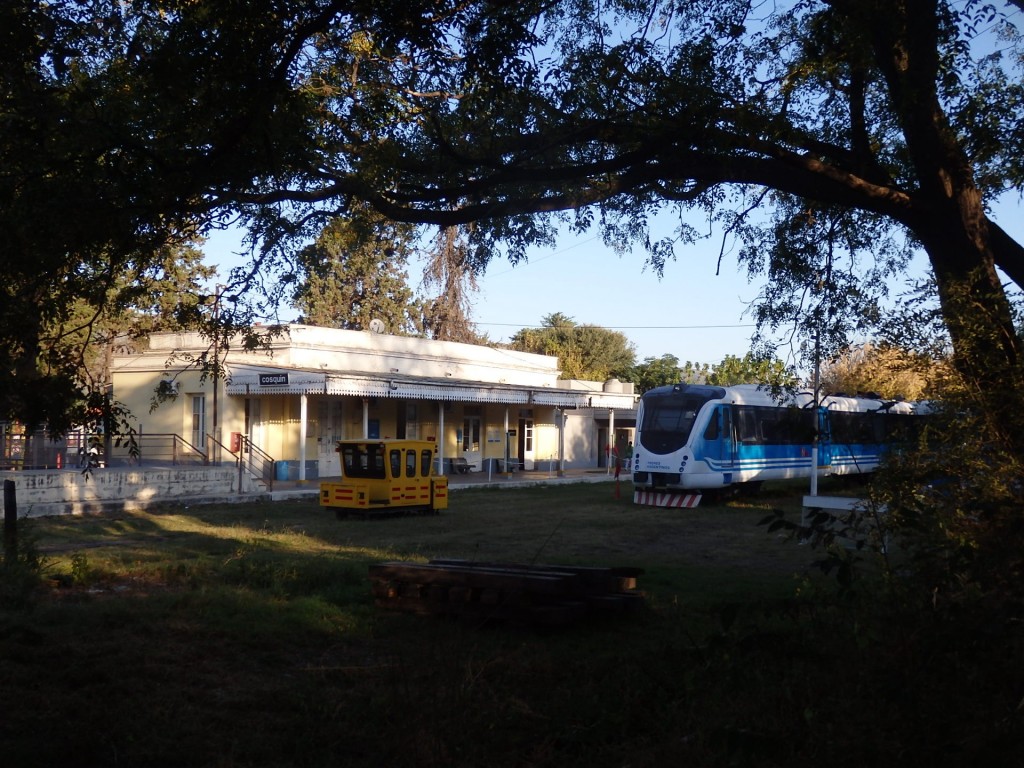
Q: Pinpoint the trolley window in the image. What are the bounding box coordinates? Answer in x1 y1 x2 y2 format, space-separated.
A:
340 444 386 479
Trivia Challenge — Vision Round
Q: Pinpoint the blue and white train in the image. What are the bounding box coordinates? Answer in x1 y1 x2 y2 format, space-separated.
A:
631 383 921 507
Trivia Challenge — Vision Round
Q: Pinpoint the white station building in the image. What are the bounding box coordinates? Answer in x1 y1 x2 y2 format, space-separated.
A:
110 324 638 480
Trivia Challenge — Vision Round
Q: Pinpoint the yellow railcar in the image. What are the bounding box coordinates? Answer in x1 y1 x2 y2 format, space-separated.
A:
319 439 449 517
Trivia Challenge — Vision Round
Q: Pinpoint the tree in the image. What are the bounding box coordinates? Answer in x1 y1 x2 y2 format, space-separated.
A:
628 355 712 392
508 313 636 380
820 343 936 400
204 0 1024 442
8 1 1024 445
0 0 316 429
628 351 795 392
706 353 799 388
631 355 687 393
68 241 216 387
292 208 423 334
420 227 487 343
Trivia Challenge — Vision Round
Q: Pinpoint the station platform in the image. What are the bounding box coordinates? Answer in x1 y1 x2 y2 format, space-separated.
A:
269 466 621 501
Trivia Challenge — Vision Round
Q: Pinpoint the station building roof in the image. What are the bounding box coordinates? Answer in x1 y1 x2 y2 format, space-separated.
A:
115 324 638 410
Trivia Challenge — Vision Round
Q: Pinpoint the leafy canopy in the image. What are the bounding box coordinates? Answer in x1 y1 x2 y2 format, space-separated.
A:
8 1 1024 438
629 352 796 392
292 206 423 334
508 313 636 381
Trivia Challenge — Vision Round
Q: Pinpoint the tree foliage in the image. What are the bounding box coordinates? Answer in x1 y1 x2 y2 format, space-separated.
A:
705 353 799 388
629 351 796 392
630 355 697 393
820 343 937 400
292 207 423 334
869 370 1024 620
508 313 636 381
420 227 486 343
194 0 1024 391
142 0 1023 443
0 0 309 428
8 0 1024 435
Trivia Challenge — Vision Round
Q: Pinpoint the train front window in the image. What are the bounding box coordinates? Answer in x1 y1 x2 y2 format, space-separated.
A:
649 406 697 433
640 393 713 451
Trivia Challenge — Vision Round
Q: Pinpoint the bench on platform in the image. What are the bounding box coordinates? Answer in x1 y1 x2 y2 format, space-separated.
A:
451 457 476 474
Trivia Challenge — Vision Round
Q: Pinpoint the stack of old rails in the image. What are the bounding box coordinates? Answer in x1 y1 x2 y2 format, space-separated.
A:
368 558 645 626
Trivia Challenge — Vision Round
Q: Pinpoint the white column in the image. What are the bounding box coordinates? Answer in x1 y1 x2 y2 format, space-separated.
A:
362 398 369 438
437 402 446 474
299 393 308 481
608 409 616 474
557 408 565 476
504 407 510 475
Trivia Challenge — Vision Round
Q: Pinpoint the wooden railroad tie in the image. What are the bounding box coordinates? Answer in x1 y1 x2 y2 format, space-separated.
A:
368 558 645 626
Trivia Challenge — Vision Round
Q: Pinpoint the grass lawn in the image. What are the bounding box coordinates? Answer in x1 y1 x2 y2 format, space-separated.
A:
1 479 1019 767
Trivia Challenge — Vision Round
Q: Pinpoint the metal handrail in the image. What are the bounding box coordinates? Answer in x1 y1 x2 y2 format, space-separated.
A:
204 433 237 466
240 436 275 491
206 433 244 492
204 434 275 492
128 432 207 466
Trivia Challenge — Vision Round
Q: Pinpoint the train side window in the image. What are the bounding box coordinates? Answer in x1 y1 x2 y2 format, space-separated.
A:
737 407 760 443
775 407 813 444
405 449 417 478
420 449 433 476
872 413 887 442
831 411 867 444
390 449 402 478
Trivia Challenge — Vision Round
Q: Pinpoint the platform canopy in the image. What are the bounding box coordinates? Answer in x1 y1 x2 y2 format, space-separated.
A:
224 367 636 409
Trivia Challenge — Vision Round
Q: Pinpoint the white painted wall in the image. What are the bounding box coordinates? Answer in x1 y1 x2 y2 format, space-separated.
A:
2 468 258 517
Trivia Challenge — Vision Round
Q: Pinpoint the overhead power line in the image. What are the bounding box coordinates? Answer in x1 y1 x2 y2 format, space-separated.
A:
477 322 756 330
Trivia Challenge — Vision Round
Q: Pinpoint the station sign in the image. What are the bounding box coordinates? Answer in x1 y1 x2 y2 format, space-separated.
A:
258 372 289 386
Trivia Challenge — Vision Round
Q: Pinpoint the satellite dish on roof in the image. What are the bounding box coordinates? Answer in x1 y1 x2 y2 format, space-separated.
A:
368 318 386 334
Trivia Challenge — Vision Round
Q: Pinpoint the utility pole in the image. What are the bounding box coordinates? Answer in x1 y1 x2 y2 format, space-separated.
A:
810 327 821 497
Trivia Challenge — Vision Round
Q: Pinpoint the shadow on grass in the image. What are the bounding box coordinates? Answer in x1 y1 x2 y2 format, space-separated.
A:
0 482 1019 767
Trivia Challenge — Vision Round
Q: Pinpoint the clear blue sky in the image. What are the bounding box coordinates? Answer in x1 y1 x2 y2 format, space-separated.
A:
203 220 769 364
202 195 1023 368
455 229 762 364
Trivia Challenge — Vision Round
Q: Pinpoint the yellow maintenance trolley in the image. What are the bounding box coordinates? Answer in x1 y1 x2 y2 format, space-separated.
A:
319 439 449 517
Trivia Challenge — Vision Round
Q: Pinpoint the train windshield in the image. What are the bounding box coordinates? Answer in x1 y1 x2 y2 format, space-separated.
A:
638 390 717 453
